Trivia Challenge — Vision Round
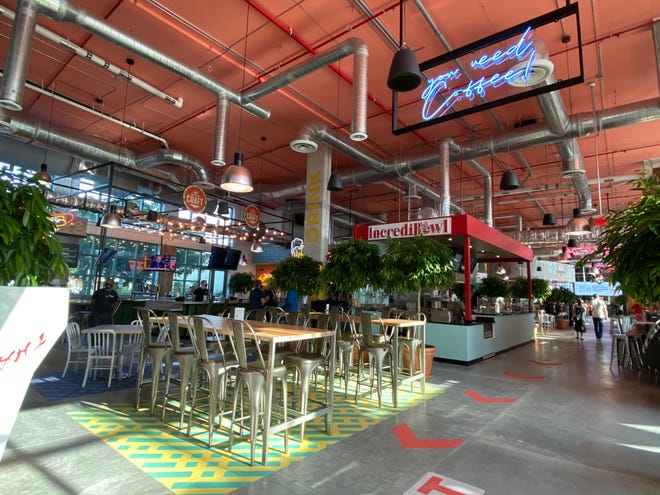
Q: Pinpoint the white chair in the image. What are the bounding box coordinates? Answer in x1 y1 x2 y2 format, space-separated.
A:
82 329 118 387
62 321 86 377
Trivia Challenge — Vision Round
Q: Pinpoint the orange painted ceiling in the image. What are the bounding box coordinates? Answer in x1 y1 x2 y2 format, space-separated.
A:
1 0 658 233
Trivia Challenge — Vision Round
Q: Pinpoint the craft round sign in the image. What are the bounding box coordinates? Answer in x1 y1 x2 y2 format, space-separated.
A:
183 185 207 213
244 205 260 229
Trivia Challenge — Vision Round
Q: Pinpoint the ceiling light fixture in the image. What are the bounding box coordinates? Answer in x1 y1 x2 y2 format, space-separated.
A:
221 152 253 193
565 208 591 236
500 170 520 190
496 263 507 276
100 204 122 228
327 171 343 191
37 162 52 186
221 5 253 194
250 239 263 253
239 254 248 266
387 0 423 92
542 213 556 226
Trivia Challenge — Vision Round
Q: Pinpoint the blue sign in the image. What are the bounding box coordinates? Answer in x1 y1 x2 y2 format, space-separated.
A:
574 282 621 297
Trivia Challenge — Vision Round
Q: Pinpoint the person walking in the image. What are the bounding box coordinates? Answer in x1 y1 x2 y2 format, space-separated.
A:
591 294 608 341
573 299 587 340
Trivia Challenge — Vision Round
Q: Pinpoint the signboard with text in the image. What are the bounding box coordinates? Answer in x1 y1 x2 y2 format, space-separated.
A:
392 4 583 135
244 205 260 229
356 217 451 241
183 185 207 213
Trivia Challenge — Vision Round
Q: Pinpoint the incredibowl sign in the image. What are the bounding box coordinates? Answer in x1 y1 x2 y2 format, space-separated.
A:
183 185 207 213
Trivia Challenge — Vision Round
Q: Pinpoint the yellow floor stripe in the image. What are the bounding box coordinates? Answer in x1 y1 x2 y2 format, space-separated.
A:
69 381 441 494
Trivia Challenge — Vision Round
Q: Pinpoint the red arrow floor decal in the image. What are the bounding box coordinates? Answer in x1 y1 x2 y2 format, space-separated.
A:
392 423 463 449
529 359 562 366
465 389 517 403
504 371 545 379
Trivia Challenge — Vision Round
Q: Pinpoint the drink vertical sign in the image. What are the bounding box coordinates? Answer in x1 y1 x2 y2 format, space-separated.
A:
303 144 331 263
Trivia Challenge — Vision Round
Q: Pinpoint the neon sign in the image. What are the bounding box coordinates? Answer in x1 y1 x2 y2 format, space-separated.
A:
390 3 584 135
422 27 536 121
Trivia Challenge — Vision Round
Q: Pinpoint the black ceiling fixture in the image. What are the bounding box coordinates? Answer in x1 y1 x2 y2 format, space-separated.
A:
499 170 520 190
542 213 556 226
387 0 422 92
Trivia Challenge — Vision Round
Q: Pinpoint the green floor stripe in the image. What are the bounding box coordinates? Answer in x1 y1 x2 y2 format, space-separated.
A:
69 380 441 494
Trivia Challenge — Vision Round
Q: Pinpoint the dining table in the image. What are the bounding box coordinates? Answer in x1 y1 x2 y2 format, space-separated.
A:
193 314 336 466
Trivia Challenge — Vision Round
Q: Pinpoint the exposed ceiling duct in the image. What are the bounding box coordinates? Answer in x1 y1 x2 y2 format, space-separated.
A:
242 37 369 142
0 109 212 187
3 0 269 119
279 98 659 219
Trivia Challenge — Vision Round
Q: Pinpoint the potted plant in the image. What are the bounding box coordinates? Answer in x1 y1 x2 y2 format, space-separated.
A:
546 287 576 329
271 255 323 309
381 236 455 313
381 236 455 378
475 276 511 299
321 239 383 308
581 175 659 305
0 175 70 460
228 272 254 298
510 277 551 302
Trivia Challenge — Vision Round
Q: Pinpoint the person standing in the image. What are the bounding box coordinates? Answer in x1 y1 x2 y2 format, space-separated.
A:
591 294 608 341
261 284 278 308
573 299 587 340
90 277 119 327
281 289 299 312
193 280 209 302
248 281 264 310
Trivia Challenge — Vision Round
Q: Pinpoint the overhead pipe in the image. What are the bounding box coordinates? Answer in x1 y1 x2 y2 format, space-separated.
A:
0 0 38 110
536 77 592 212
0 71 169 148
0 6 183 108
276 98 660 212
29 0 270 120
439 140 450 216
0 109 211 186
242 38 369 141
211 95 228 166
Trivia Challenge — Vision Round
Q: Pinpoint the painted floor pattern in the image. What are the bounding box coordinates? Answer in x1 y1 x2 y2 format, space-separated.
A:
68 381 442 494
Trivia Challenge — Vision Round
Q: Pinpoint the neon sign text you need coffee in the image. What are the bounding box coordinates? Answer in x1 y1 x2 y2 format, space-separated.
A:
422 27 537 121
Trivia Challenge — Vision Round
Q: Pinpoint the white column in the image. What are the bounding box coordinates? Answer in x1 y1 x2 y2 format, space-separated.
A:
304 144 331 262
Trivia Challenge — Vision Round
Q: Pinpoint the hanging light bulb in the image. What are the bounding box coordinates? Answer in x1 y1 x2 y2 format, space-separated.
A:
239 254 248 266
542 213 556 226
496 263 507 276
387 0 422 92
500 170 520 190
327 171 343 191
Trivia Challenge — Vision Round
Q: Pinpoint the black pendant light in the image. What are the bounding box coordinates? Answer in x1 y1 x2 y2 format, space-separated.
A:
542 213 556 226
387 0 423 92
567 238 578 248
500 170 520 190
327 172 343 191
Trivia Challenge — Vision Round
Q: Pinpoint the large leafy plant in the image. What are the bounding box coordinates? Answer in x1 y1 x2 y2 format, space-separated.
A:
0 176 68 286
271 255 323 296
474 276 510 298
381 236 455 312
581 175 660 304
510 276 551 301
228 272 254 294
321 239 383 295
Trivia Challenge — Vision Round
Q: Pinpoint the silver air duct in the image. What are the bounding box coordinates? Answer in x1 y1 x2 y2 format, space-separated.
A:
0 109 210 185
242 37 369 142
0 0 38 110
278 98 660 213
29 0 269 120
439 140 451 217
211 95 228 166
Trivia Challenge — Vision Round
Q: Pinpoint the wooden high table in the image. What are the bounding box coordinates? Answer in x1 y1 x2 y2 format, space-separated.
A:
195 315 336 466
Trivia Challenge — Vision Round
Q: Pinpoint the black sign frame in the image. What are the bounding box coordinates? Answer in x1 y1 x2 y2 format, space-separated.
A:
392 3 583 135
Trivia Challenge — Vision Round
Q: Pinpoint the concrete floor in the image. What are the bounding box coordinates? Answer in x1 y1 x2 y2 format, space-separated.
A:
2 325 659 495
